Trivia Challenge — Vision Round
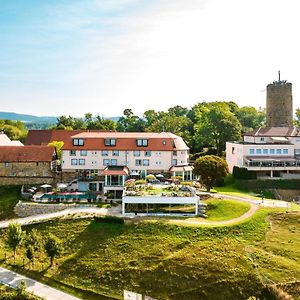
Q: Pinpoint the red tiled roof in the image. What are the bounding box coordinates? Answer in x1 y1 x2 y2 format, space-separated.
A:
244 127 299 137
26 130 113 145
0 146 55 162
63 132 188 151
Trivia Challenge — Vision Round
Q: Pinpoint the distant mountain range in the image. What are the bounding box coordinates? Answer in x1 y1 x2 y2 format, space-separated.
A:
0 112 120 123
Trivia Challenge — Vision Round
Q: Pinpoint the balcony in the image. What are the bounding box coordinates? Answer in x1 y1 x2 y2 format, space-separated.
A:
244 157 300 171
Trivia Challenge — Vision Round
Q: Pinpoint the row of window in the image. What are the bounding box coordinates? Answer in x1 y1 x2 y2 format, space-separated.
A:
72 138 151 147
249 148 289 155
69 150 183 157
70 159 179 167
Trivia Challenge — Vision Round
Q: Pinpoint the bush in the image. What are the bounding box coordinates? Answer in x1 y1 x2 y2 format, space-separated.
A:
180 181 192 186
232 166 257 180
93 216 124 224
135 179 146 185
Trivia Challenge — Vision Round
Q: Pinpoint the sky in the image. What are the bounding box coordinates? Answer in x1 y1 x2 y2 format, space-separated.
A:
1 0 300 118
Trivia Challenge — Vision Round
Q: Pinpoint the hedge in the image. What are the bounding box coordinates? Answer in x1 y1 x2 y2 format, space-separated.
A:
93 216 124 224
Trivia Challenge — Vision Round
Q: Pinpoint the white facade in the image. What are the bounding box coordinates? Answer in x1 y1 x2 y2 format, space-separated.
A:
226 128 300 179
62 149 188 172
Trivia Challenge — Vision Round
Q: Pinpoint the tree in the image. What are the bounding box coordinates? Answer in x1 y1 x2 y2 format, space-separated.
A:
44 234 62 266
117 109 145 132
193 155 229 191
48 141 64 160
194 102 242 155
6 222 24 264
24 229 43 266
236 106 265 132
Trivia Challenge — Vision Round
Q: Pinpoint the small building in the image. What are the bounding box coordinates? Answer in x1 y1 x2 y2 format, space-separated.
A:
0 145 57 184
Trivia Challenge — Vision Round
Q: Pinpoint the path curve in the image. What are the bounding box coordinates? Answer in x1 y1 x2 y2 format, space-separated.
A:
0 194 290 229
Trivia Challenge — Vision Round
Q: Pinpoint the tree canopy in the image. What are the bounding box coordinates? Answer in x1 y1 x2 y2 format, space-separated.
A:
193 155 229 191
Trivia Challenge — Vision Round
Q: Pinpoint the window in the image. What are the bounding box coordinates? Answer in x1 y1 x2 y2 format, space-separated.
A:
263 149 268 154
136 139 148 147
79 159 85 165
156 151 161 156
71 159 78 165
102 150 109 156
249 149 255 155
105 138 116 146
276 149 282 154
143 159 149 166
295 149 300 155
162 140 166 145
36 162 39 166
172 159 177 166
70 150 76 156
173 151 177 156
232 147 235 154
256 149 262 154
145 151 151 157
92 151 97 155
4 162 9 167
283 149 288 154
112 150 119 156
73 139 84 146
260 137 265 141
111 159 117 166
135 159 142 166
156 161 162 165
80 150 87 156
133 150 140 157
91 161 97 165
270 149 275 154
103 159 110 166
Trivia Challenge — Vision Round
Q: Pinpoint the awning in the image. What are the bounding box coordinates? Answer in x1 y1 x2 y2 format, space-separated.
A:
169 165 193 172
270 137 288 142
100 166 129 176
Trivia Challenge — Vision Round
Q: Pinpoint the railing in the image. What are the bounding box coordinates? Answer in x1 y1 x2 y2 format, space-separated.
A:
245 160 300 168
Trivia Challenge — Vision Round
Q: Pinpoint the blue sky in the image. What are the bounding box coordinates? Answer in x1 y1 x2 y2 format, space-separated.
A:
1 0 300 117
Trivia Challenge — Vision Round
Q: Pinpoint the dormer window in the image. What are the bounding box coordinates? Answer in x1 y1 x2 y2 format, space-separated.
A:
105 138 116 146
162 140 166 145
73 138 84 146
137 139 148 147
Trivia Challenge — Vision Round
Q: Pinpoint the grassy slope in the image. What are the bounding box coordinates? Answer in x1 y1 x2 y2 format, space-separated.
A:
0 185 20 220
0 284 40 300
205 198 251 221
1 209 299 300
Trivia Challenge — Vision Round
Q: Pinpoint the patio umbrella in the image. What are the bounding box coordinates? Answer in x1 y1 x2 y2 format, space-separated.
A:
156 174 164 178
57 183 68 189
41 184 52 188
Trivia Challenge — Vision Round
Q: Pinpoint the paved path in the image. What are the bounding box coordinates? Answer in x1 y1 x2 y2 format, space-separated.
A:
0 266 80 300
0 206 122 229
167 192 291 226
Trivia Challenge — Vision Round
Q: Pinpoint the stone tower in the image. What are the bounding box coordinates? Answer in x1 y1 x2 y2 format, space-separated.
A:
266 71 293 127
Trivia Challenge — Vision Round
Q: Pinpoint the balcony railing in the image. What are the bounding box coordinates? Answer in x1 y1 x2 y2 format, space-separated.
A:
245 160 300 168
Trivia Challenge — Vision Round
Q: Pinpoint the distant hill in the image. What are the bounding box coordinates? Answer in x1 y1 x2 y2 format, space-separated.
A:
0 111 120 123
0 112 57 123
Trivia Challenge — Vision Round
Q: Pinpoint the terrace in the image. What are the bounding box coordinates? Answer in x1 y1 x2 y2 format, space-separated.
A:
122 181 199 216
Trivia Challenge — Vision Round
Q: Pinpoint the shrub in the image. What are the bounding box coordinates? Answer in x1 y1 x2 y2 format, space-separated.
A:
93 216 124 224
232 166 257 180
180 181 192 186
135 179 146 185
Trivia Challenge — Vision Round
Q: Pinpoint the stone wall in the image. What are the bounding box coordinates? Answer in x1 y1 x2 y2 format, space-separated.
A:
0 177 54 186
14 201 74 217
0 162 53 177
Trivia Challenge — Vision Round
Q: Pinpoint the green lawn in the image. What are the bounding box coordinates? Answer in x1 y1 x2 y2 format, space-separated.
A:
0 209 299 300
205 198 251 221
0 185 20 220
0 284 40 300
